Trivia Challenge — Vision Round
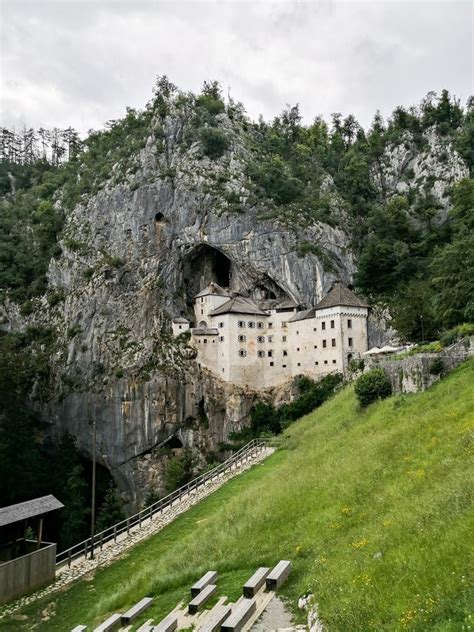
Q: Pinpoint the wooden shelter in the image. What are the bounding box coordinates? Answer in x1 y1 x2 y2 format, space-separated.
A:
0 495 63 604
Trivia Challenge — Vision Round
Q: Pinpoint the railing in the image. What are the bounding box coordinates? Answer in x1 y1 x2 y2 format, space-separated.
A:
56 439 267 568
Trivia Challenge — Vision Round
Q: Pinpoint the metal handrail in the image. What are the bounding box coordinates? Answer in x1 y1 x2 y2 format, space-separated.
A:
56 439 267 568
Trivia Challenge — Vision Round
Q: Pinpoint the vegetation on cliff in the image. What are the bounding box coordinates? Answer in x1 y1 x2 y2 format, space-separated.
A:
2 359 472 631
1 82 472 338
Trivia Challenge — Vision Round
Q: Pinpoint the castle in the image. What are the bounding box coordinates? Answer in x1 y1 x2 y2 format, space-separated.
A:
172 282 369 389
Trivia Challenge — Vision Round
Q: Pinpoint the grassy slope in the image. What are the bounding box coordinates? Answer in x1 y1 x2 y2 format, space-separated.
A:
2 361 473 631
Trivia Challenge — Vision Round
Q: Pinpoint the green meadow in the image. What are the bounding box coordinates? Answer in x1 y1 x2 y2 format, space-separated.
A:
1 360 473 631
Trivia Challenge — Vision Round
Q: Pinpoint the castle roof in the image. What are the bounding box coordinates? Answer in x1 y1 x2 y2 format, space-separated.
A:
314 284 369 310
259 298 299 311
172 317 189 324
209 296 269 317
289 307 316 322
194 282 231 299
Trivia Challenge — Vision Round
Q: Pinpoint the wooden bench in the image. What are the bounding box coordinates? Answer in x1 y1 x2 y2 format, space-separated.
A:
121 597 154 624
154 613 178 632
220 598 256 632
188 583 217 614
197 603 232 632
243 567 270 598
93 613 122 632
71 626 87 632
266 560 292 591
191 570 218 597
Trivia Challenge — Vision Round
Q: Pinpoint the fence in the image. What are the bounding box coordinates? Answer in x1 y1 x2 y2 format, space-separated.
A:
56 439 267 568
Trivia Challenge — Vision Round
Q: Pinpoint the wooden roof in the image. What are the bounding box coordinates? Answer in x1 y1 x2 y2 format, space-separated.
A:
0 495 64 528
209 296 269 317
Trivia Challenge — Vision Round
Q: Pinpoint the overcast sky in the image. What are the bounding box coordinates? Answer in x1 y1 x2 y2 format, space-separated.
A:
1 0 472 135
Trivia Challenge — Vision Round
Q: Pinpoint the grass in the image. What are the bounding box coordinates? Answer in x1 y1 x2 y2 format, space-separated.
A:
1 360 473 631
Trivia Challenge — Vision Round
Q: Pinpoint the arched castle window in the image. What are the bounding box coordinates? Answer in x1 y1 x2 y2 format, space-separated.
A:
257 321 264 329
238 349 247 357
248 321 255 328
238 320 245 328
257 336 265 343
238 335 246 342
257 350 265 358
199 320 208 328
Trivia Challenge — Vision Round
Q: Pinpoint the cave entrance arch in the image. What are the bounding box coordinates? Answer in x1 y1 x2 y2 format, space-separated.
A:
183 244 233 307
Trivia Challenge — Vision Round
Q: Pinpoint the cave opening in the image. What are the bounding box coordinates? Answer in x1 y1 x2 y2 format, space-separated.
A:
163 435 184 449
155 212 164 222
183 244 232 307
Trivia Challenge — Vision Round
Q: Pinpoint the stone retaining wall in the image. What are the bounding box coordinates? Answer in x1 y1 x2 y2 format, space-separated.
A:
366 336 474 395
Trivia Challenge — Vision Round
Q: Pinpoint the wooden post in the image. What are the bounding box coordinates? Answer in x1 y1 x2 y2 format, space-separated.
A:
37 517 43 550
90 418 97 560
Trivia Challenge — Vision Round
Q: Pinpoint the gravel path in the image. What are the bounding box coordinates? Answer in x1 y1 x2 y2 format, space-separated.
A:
0 447 274 620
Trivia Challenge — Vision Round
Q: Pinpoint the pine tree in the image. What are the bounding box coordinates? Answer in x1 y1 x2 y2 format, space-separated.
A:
59 464 90 549
95 484 125 533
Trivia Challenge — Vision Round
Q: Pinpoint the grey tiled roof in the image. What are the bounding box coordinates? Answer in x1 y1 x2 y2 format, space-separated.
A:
194 283 231 299
289 307 316 322
0 495 64 527
315 284 369 310
209 296 269 317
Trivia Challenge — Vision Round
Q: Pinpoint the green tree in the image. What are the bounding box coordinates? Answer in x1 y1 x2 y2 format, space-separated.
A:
59 464 90 549
95 484 125 533
354 369 392 408
431 179 474 327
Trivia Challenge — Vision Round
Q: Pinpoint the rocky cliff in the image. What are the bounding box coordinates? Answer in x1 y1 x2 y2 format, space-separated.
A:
1 84 469 507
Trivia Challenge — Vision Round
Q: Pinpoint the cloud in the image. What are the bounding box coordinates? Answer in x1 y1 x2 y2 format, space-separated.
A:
1 0 472 134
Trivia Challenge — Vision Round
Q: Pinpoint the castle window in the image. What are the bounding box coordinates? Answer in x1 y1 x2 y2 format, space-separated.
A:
219 336 224 342
315 361 319 365
297 347 300 351
267 335 273 343
238 334 246 342
331 320 335 329
218 322 224 328
348 319 352 328
257 336 265 343
314 345 317 349
257 321 264 329
282 364 287 368
297 362 301 367
268 322 273 329
282 335 287 342
323 340 327 348
257 350 265 358
204 339 207 344
248 321 255 328
322 322 326 330
179 325 182 330
270 361 274 367
238 320 245 328
283 350 288 356
324 360 328 365
332 338 336 347
348 337 353 347
238 349 247 357
201 298 204 303
332 359 337 364
201 309 204 315
282 321 287 328
268 350 273 357
313 327 317 332
296 330 299 335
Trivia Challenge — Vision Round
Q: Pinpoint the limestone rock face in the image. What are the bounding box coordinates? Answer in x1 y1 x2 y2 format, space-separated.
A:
8 106 466 507
39 111 355 506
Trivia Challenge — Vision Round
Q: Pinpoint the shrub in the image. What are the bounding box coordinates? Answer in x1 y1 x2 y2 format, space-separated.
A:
198 126 229 159
355 368 392 407
429 358 444 375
